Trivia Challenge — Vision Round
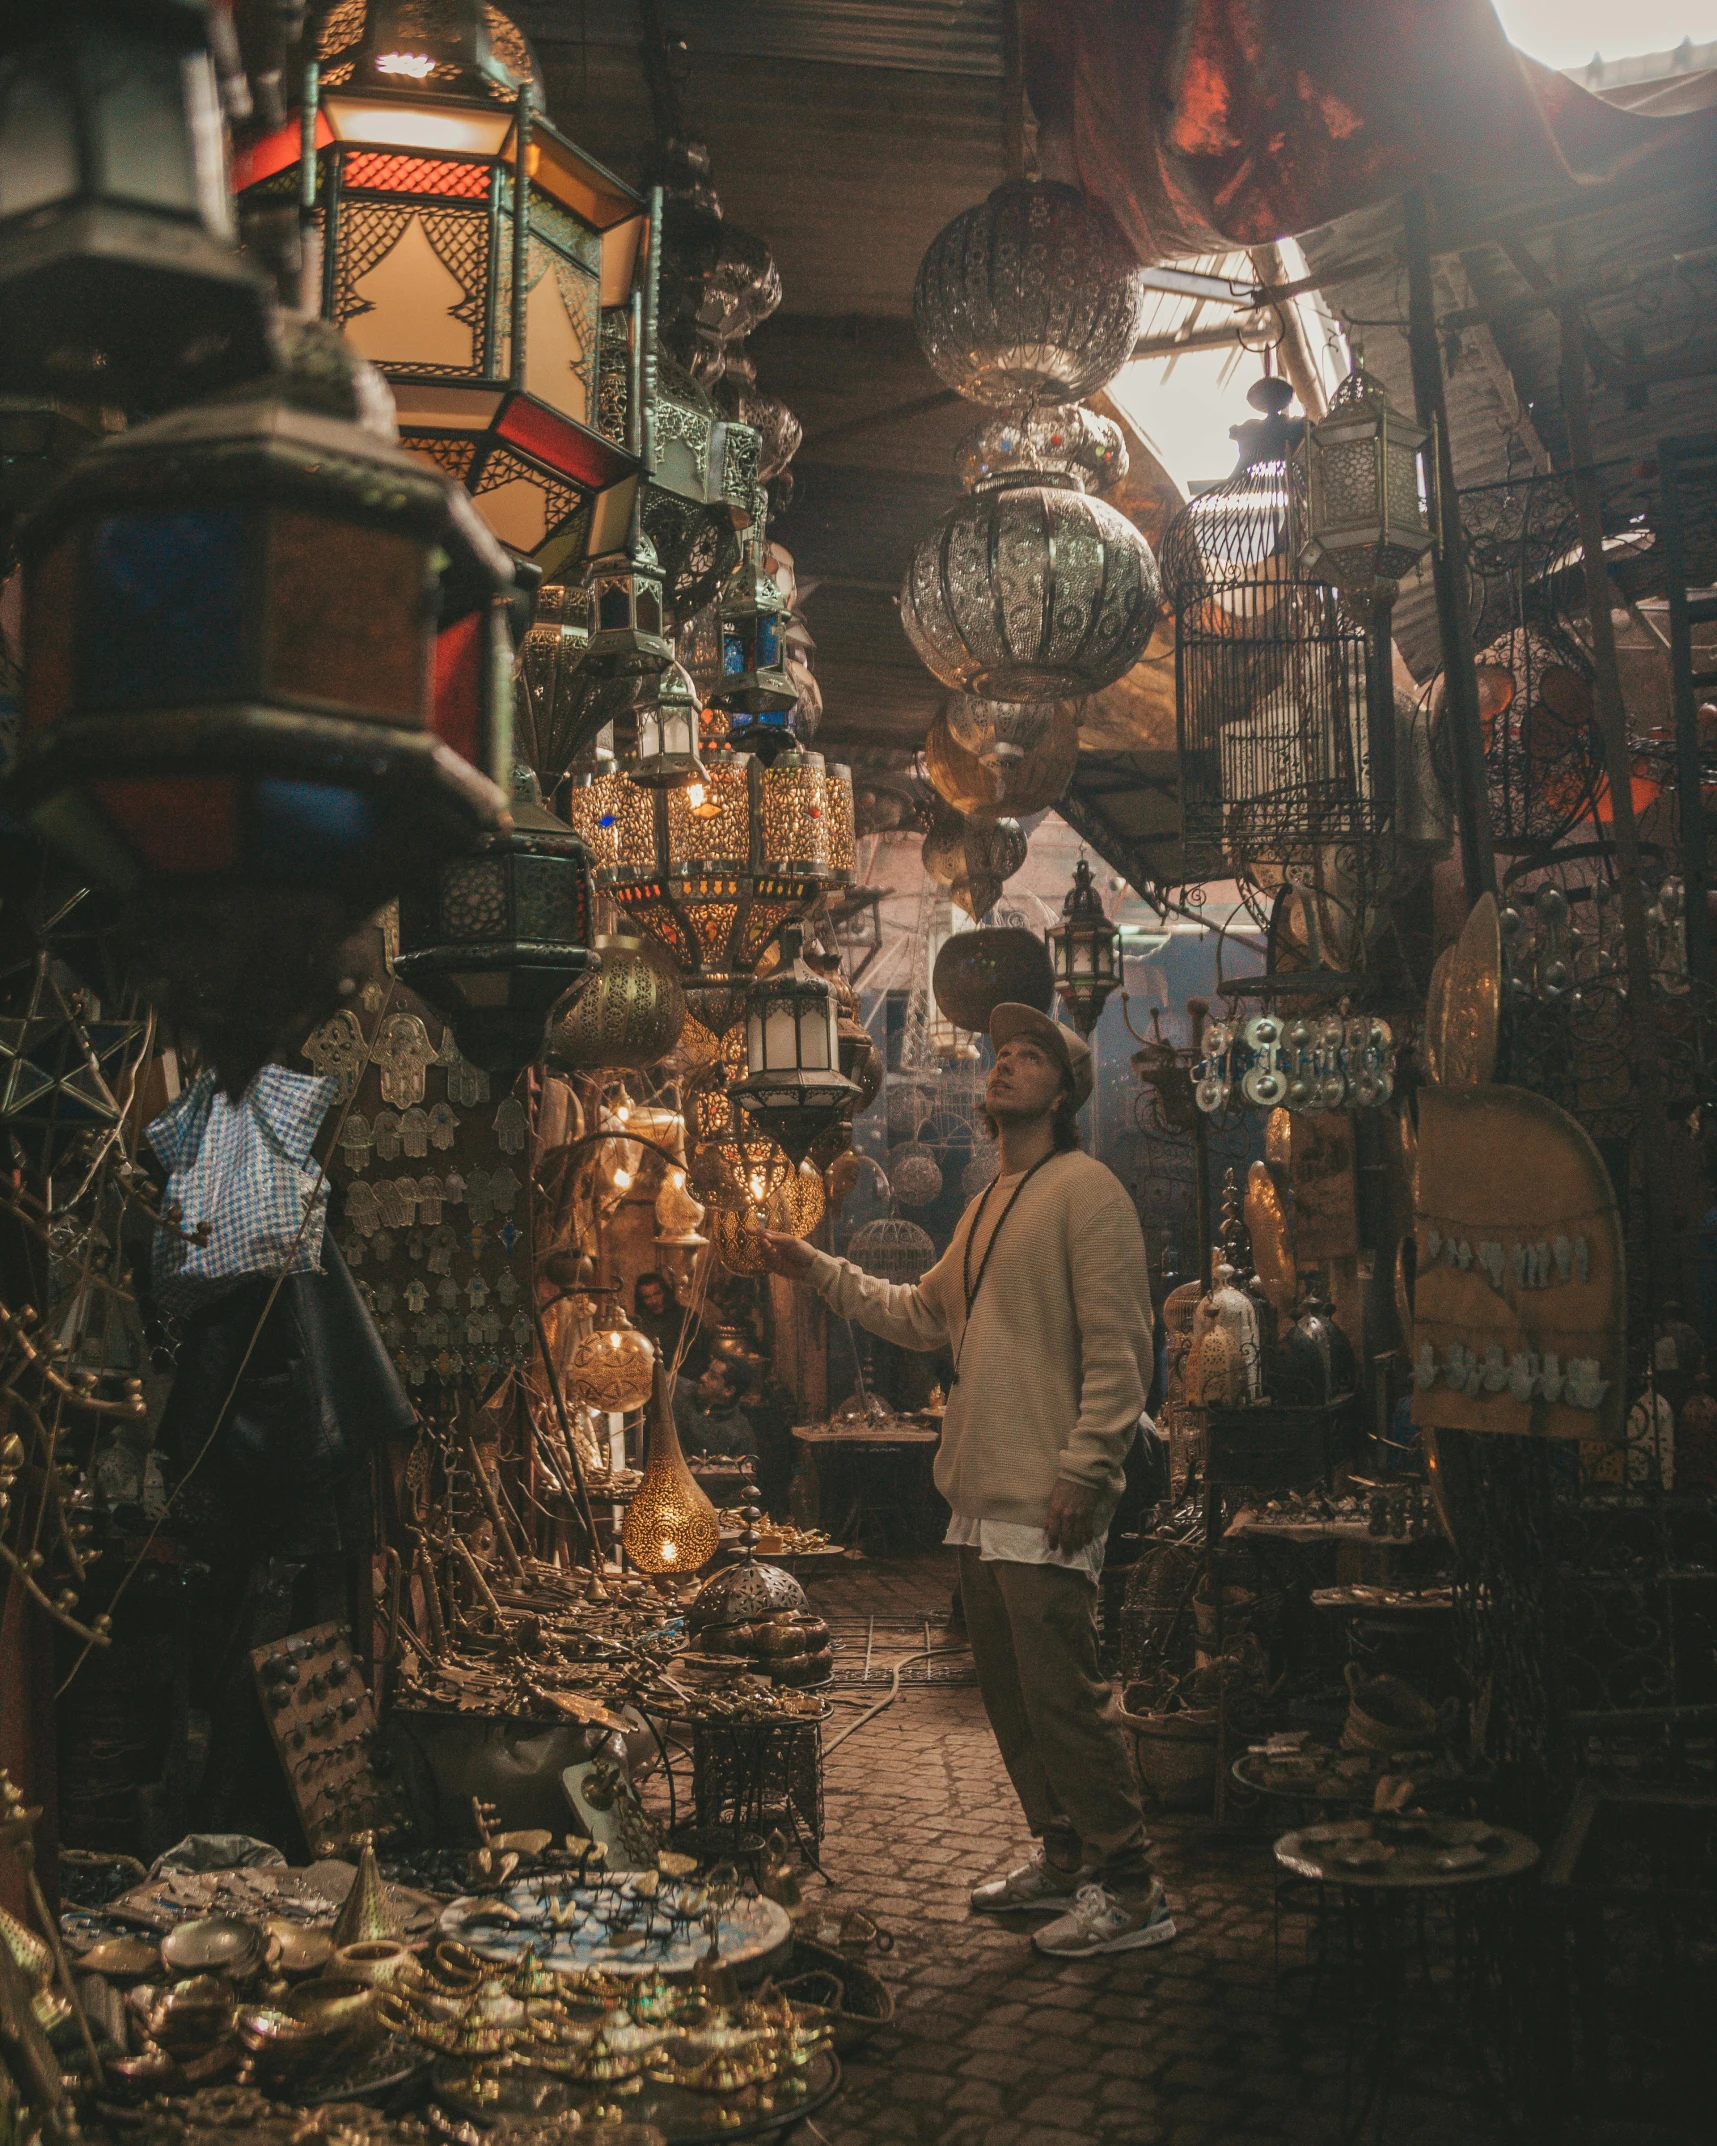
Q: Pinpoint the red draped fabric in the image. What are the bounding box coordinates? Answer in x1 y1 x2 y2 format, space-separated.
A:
1021 0 1717 260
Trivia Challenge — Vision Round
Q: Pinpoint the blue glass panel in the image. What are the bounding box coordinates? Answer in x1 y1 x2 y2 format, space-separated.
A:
757 615 779 665
249 779 374 878
721 634 745 675
84 507 247 707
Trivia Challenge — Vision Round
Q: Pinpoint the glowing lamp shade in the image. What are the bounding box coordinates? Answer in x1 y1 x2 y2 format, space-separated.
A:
629 661 705 789
394 767 597 1075
565 1313 655 1414
0 1 272 408
1300 362 1431 610
234 0 647 570
621 1359 720 1575
729 926 858 1163
11 324 510 905
1045 856 1121 1037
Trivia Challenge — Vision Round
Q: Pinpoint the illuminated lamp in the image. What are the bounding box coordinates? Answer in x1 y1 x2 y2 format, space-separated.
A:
10 320 509 910
233 0 647 571
394 764 597 1075
1045 856 1121 1037
621 1358 719 1575
728 925 859 1163
566 1307 656 1414
0 0 272 409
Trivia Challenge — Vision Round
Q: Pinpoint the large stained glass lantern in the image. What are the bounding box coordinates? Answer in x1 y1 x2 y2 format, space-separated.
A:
568 745 852 1035
913 181 1146 411
10 321 509 908
234 0 647 573
1046 857 1121 1037
0 0 273 409
1300 360 1432 614
395 765 597 1075
729 926 859 1162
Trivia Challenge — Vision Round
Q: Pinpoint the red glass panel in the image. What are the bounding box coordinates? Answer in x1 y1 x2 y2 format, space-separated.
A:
496 395 629 490
341 152 492 199
232 112 334 190
432 609 483 767
90 777 240 874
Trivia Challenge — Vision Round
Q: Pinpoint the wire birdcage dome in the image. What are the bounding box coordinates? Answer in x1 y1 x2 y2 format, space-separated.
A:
1160 378 1393 877
888 1141 944 1208
847 1215 938 1284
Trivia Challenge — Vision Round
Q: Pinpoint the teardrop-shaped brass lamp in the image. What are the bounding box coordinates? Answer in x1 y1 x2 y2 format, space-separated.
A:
621 1360 720 1577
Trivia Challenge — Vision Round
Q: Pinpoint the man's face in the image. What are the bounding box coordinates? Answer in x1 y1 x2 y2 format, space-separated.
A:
637 1279 668 1317
985 1035 1066 1125
698 1364 734 1407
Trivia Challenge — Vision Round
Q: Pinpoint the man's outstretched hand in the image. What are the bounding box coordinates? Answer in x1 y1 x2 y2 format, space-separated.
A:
1044 1477 1100 1554
757 1232 819 1280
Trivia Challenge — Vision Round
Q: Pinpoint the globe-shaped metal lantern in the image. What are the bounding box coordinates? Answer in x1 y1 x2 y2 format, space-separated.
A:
847 1216 936 1284
0 0 273 409
933 926 1054 1034
912 181 1146 410
394 766 598 1075
10 321 510 910
925 700 1079 821
234 0 646 573
945 694 1065 772
546 931 685 1072
1299 363 1432 613
728 927 859 1163
1046 857 1121 1037
566 1313 656 1414
900 415 1160 701
622 1359 720 1575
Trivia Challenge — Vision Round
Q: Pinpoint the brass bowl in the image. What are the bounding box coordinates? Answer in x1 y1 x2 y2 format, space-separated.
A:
290 1976 382 2049
265 1921 335 1979
235 2003 344 2091
330 1940 415 1991
161 1916 267 1981
144 1973 238 2057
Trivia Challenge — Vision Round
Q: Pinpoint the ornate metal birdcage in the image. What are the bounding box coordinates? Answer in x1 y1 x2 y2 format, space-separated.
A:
1161 379 1393 879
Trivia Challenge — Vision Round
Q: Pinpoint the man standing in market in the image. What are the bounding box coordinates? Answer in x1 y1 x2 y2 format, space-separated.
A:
761 1004 1170 1957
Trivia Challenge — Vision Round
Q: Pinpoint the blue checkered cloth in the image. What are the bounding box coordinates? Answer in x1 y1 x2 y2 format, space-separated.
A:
148 1067 339 1310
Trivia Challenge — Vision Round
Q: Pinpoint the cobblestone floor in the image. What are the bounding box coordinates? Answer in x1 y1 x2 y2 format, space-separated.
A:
795 1550 1518 2146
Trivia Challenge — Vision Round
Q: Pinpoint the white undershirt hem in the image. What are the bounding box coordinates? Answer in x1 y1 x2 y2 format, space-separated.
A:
944 1512 1106 1583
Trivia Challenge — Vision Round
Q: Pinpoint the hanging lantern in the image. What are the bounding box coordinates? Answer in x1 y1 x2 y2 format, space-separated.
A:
394 765 596 1075
926 701 1079 820
1160 377 1392 876
621 1359 720 1574
584 535 673 675
10 320 509 910
683 1058 737 1145
546 931 684 1071
912 181 1146 410
763 1158 826 1240
519 579 592 783
628 660 705 789
234 0 647 571
945 695 1067 773
0 1 273 409
848 1215 936 1284
566 1309 656 1414
569 745 851 1034
654 1162 709 1290
889 1142 943 1209
712 528 796 724
708 1204 770 1277
953 403 1128 498
689 1131 793 1216
922 814 1027 923
901 414 1160 701
728 927 859 1163
1046 857 1121 1037
933 926 1054 1033
1300 361 1431 613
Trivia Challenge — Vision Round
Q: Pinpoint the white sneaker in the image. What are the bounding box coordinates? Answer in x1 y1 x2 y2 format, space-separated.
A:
1032 1877 1177 1958
968 1848 1085 1914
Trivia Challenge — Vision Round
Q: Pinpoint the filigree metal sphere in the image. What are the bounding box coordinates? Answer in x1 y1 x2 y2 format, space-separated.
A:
901 481 1160 699
922 813 1028 923
690 1557 808 1632
847 1216 936 1283
927 701 1079 817
889 1142 943 1209
709 1205 771 1274
913 180 1147 409
566 1324 656 1413
547 933 685 1071
933 926 1054 1033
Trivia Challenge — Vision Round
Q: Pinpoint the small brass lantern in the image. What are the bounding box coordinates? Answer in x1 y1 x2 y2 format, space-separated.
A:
1300 362 1431 611
1045 856 1121 1037
728 926 858 1163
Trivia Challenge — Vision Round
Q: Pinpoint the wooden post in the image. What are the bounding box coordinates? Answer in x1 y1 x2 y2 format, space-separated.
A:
1402 190 1497 905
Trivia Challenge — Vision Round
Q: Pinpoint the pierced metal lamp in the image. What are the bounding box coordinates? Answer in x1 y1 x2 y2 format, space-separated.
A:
728 926 859 1162
1046 857 1121 1036
621 1358 720 1575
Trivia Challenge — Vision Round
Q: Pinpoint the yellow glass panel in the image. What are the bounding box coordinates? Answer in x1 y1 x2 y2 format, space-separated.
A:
524 260 593 428
469 472 548 552
390 384 503 428
588 478 636 559
346 213 475 370
323 97 511 154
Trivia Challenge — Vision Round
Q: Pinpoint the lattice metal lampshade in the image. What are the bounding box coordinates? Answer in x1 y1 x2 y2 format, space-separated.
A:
1046 857 1121 1036
1160 378 1392 875
847 1216 936 1283
234 0 646 571
621 1359 719 1573
0 1 272 409
11 322 510 905
712 530 797 719
926 700 1079 820
901 421 1160 701
921 813 1028 923
568 745 851 1035
565 1316 656 1413
546 931 685 1070
689 1132 793 1217
889 1142 944 1209
584 535 673 673
395 767 597 1073
913 181 1146 410
729 926 859 1163
1300 363 1431 610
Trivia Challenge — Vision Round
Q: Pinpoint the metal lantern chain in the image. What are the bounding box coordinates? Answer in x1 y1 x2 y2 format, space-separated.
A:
912 181 1148 410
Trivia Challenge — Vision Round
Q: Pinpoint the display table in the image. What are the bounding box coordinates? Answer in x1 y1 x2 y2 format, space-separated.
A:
791 1421 941 1554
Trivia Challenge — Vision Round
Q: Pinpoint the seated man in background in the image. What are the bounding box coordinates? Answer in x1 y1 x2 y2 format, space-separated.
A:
675 1357 759 1460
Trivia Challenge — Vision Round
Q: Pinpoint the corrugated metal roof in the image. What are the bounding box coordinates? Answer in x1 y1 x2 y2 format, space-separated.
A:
513 0 1003 77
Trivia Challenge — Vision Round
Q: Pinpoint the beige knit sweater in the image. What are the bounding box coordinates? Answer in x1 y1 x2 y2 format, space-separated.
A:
809 1150 1153 1526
